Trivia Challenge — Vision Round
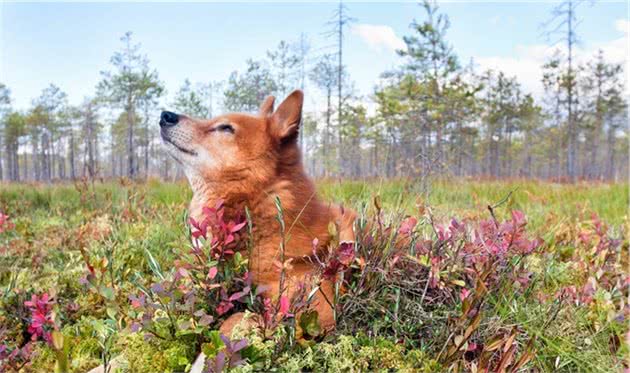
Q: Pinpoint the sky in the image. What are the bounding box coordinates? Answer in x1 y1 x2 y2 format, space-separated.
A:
1 0 628 113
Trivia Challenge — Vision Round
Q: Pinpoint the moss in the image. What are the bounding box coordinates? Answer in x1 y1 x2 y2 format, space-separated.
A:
230 318 441 373
27 334 101 373
117 333 196 373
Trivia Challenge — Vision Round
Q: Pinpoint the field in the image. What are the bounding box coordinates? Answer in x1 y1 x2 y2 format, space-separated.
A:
0 179 628 372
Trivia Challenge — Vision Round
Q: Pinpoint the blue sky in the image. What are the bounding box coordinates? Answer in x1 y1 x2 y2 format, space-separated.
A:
1 1 628 111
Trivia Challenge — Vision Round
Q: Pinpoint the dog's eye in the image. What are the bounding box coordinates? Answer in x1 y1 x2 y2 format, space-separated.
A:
214 124 234 134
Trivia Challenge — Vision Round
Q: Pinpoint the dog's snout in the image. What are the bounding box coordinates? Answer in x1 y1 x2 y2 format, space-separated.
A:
160 111 179 127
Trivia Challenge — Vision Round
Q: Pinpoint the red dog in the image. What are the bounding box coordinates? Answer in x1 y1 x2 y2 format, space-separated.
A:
160 90 355 333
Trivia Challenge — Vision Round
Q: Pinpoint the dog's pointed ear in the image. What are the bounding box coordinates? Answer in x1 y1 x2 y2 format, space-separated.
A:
258 95 275 117
270 90 303 142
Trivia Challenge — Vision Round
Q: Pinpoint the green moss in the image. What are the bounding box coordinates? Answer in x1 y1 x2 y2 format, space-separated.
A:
229 318 441 373
118 333 196 373
270 335 441 372
27 334 101 373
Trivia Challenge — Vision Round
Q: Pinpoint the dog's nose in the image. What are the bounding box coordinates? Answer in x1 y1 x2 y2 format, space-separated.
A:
160 111 179 127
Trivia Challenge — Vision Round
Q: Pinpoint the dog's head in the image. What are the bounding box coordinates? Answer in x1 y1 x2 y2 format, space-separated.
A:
160 90 303 191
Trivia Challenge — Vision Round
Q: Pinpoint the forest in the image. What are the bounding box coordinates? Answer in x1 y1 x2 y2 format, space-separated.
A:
0 0 627 183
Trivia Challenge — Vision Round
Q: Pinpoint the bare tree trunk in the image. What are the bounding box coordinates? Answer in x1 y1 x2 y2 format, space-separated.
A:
50 134 56 180
566 0 577 182
337 1 343 173
127 95 135 178
144 120 150 178
42 132 49 182
606 125 616 180
22 150 28 181
86 119 95 179
58 141 66 180
324 88 332 177
12 142 19 182
32 140 40 181
94 131 100 178
0 136 3 181
69 130 76 180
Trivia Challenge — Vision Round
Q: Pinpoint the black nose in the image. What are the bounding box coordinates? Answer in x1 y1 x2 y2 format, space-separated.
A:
160 111 179 127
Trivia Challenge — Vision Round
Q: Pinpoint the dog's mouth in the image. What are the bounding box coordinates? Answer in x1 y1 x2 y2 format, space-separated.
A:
161 132 198 156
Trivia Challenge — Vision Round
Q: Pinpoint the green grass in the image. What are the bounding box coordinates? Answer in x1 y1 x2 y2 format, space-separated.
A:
4 178 627 226
320 179 628 229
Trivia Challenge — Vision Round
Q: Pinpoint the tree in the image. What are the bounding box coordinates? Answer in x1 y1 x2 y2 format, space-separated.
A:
327 1 354 141
309 54 339 176
0 83 11 181
373 77 414 177
97 31 164 178
295 33 311 148
340 102 368 177
267 41 301 99
78 98 102 179
30 84 67 181
541 53 566 179
173 79 209 118
480 71 523 177
603 93 627 180
398 0 460 171
223 59 277 112
580 50 625 179
445 76 479 177
4 112 25 181
542 0 586 181
197 81 224 118
516 95 543 178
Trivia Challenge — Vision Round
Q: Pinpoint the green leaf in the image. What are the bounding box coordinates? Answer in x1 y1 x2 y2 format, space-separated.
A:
201 330 225 358
299 310 321 338
144 248 165 281
106 306 118 320
99 285 115 300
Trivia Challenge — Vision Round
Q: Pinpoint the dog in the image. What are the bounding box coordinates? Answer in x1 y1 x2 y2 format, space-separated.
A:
159 90 355 334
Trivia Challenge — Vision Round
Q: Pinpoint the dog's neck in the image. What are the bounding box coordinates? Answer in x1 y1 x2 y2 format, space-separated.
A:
186 164 319 226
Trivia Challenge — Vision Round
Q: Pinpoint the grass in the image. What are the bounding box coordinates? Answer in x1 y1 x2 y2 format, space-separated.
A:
0 178 627 372
318 178 628 229
5 178 627 227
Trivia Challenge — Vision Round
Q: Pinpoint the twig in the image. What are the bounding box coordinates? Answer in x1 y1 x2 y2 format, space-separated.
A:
487 188 519 227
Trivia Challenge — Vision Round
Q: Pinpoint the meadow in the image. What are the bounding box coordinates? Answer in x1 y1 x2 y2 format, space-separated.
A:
0 179 627 372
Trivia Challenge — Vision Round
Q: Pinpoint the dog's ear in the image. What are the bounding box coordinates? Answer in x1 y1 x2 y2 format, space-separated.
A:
270 90 303 142
258 95 275 117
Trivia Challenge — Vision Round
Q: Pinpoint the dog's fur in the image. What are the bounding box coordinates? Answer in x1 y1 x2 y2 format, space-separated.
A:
161 90 355 332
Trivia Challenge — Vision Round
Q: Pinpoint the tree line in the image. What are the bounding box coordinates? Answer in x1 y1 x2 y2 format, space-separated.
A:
0 0 627 183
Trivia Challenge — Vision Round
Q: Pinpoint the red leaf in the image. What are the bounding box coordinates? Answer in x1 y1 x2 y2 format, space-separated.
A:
230 221 247 233
279 295 292 317
337 242 355 266
216 301 234 316
398 216 418 235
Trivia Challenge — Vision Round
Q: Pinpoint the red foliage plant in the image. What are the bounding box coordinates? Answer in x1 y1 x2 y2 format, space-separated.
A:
23 293 56 344
0 211 14 234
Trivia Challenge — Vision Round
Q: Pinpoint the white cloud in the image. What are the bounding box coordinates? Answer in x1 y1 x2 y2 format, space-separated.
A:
475 18 629 99
615 19 629 34
351 24 406 53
